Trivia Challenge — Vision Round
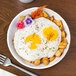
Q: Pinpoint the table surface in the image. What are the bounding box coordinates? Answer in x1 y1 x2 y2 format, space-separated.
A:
0 0 76 76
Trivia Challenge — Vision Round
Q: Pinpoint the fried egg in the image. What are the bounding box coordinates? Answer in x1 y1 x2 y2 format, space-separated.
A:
14 17 61 61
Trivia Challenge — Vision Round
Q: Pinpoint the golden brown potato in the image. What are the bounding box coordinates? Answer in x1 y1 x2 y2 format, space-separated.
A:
62 31 66 38
59 44 66 49
50 16 54 21
63 40 67 46
59 25 64 31
59 40 67 49
54 20 62 27
63 42 67 46
55 50 61 57
58 49 64 53
27 60 31 63
42 57 49 65
63 39 67 43
32 61 34 64
34 59 40 66
40 11 49 18
53 20 57 23
59 42 63 46
57 20 62 27
19 16 25 22
62 40 67 45
59 45 66 49
60 40 67 45
43 11 49 18
49 56 55 61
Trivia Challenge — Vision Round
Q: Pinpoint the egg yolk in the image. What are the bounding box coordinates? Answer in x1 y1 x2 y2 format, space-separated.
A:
43 26 58 41
25 33 41 49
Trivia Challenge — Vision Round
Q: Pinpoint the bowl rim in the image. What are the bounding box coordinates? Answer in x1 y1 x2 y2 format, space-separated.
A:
7 7 71 69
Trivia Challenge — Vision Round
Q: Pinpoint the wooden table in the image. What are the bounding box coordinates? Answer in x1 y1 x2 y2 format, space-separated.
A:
0 0 76 76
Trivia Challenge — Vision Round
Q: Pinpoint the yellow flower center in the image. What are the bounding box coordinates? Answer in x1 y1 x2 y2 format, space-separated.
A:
25 33 41 49
43 26 58 41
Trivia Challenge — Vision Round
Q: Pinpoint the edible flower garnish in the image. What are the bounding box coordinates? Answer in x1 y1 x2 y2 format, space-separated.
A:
16 22 25 29
31 5 47 19
23 16 34 27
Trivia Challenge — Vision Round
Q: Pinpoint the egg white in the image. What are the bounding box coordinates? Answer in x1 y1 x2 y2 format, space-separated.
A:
14 17 61 61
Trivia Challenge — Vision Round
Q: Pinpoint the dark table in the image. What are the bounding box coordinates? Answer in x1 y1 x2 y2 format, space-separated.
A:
0 0 76 76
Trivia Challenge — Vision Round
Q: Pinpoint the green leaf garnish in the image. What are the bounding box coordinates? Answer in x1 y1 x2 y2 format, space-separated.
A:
53 47 55 49
49 48 52 50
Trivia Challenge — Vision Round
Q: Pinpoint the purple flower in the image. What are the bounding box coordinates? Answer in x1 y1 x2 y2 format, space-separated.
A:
23 16 34 27
26 18 32 24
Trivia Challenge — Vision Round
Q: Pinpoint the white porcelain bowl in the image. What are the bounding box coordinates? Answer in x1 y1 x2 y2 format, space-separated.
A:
7 7 71 69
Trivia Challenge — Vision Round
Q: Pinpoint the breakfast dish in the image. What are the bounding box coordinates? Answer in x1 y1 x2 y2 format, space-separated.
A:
13 5 68 66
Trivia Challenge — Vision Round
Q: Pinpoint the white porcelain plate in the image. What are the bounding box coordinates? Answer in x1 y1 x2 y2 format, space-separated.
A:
7 7 71 69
